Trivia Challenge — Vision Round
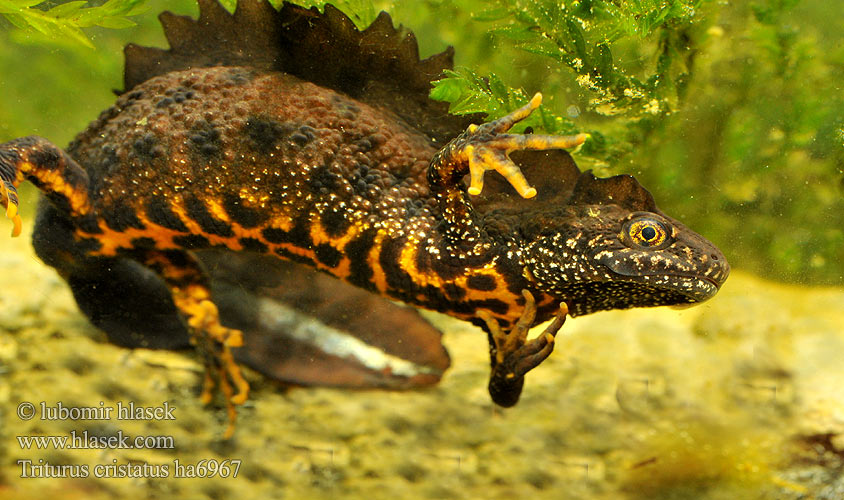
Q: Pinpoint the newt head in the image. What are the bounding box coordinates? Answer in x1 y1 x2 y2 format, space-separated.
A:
515 170 730 317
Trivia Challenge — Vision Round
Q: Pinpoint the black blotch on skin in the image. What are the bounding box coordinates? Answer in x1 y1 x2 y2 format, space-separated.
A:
332 94 361 119
145 197 188 233
260 220 311 247
28 177 71 216
126 90 143 100
314 243 342 268
184 196 233 238
161 249 192 269
290 132 309 147
286 218 313 248
223 193 268 228
62 168 88 192
443 282 466 301
32 202 98 269
103 202 145 232
470 299 510 316
261 227 290 244
130 237 157 250
345 227 378 290
114 246 136 258
496 258 529 296
415 250 429 275
308 163 340 195
353 137 373 152
28 147 62 171
320 209 350 238
404 199 424 218
132 132 163 163
467 274 497 291
189 120 223 160
239 237 268 253
77 237 102 254
98 145 119 174
243 116 294 154
380 236 414 292
226 68 257 85
391 164 413 186
173 234 210 249
155 97 175 108
172 87 194 103
351 165 374 196
76 214 103 234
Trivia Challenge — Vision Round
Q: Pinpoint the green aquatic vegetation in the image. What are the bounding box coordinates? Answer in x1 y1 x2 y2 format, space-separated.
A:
432 0 705 121
421 0 843 284
0 0 147 48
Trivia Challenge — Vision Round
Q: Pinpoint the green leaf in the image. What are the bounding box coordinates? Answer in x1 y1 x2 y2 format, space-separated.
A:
95 16 137 29
2 12 27 28
594 42 614 85
1 0 148 48
565 18 589 64
47 1 87 18
471 6 510 22
0 0 42 9
55 20 93 48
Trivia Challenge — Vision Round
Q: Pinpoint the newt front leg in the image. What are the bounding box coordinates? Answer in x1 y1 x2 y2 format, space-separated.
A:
427 93 587 253
428 93 587 199
426 94 579 403
480 291 568 407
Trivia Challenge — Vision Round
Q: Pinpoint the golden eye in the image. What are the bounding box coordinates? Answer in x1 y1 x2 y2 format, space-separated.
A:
624 218 670 249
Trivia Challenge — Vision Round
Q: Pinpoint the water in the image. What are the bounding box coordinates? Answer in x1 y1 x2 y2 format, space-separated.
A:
1 1 842 499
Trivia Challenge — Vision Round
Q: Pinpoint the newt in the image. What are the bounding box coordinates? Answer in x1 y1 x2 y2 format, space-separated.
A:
0 0 729 436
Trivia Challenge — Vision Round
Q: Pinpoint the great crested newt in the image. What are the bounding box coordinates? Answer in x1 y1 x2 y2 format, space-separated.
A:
0 0 729 436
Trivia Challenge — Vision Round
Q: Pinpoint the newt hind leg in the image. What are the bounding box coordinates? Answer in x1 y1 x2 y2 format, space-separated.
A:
1 136 94 237
137 249 249 438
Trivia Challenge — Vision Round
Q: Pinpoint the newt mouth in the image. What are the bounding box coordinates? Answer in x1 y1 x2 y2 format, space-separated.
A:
673 275 721 302
701 276 722 289
619 272 721 303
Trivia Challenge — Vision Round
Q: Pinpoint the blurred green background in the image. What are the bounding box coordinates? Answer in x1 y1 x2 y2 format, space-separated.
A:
0 0 842 285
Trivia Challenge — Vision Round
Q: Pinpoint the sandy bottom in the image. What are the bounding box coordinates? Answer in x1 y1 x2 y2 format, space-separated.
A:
1 220 843 500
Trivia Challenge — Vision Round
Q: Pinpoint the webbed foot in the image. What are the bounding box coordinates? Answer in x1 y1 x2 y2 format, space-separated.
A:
479 290 568 407
456 94 587 198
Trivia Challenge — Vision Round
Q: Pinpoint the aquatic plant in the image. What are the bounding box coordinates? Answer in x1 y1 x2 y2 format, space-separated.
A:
400 0 844 285
0 0 146 48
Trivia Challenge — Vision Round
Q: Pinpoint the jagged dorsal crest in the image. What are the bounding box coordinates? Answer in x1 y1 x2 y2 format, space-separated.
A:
567 171 659 213
123 0 474 142
472 151 660 216
472 150 584 216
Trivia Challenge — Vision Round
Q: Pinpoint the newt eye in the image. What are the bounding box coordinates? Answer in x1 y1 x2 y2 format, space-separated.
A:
623 217 670 249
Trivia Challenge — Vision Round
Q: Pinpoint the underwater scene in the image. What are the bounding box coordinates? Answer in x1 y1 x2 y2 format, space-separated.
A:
0 0 842 499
